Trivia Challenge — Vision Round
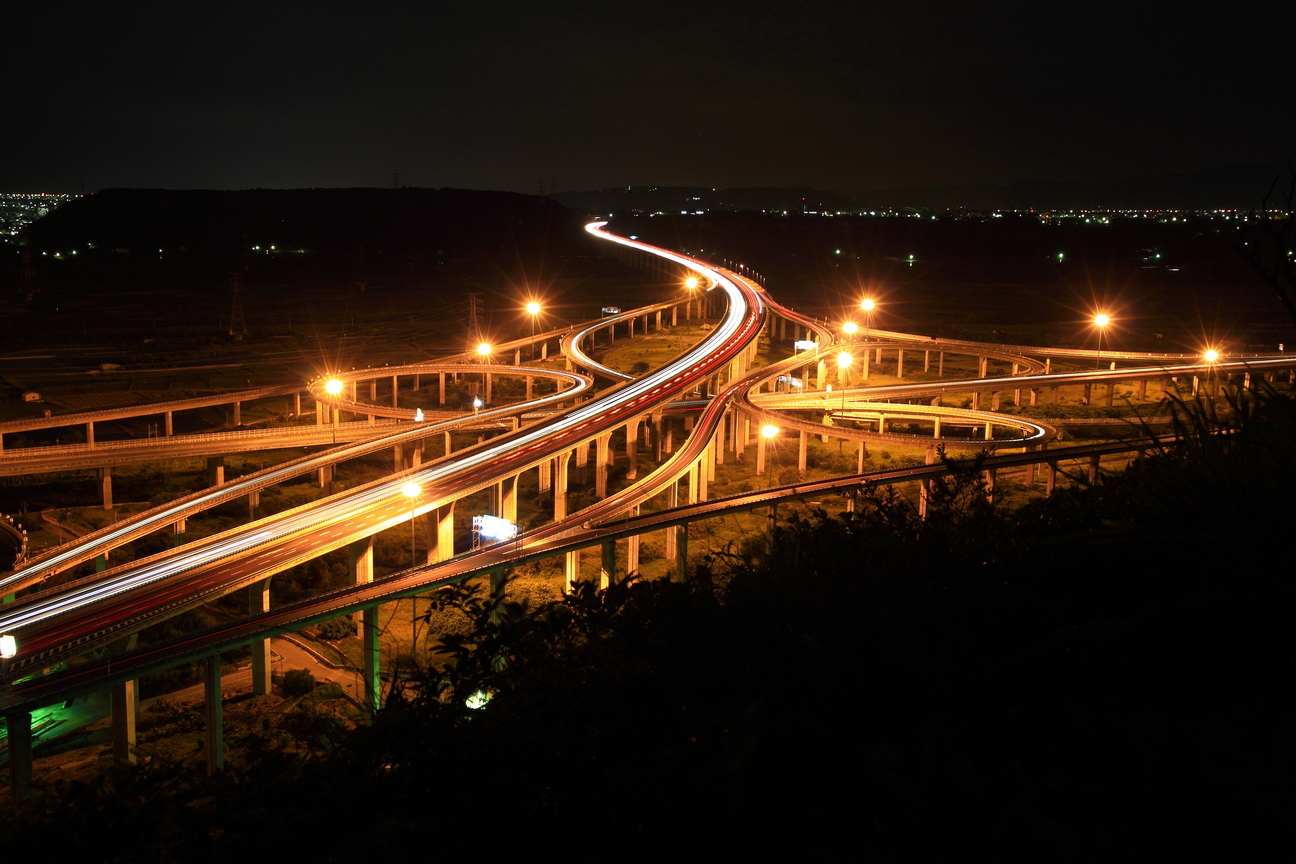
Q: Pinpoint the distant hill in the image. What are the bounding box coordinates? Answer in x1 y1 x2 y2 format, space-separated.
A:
556 164 1289 215
29 187 590 259
555 186 852 216
844 163 1290 211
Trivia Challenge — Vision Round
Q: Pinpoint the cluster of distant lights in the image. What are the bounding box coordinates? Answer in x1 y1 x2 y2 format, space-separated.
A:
628 205 1287 224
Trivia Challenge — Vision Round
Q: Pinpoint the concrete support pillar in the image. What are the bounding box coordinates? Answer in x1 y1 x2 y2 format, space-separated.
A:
757 430 770 475
203 654 224 774
627 507 641 576
672 305 678 327
984 468 996 503
933 416 942 438
413 374 420 392
248 578 272 695
797 429 808 476
109 636 139 766
369 380 377 402
857 439 867 473
816 360 826 389
207 455 225 487
1029 389 1038 406
248 489 261 520
86 420 95 445
978 356 988 378
539 458 552 496
1082 383 1092 405
5 712 33 802
1105 382 1115 407
485 372 493 404
674 522 689 582
897 348 905 378
985 422 993 440
318 463 333 490
233 401 241 427
991 392 1001 411
564 549 580 593
361 606 380 717
938 351 945 377
554 451 572 521
972 391 980 410
392 375 399 408
525 376 533 401
1089 454 1100 484
595 434 612 498
1138 379 1148 400
439 371 446 404
924 350 930 372
919 444 936 518
575 440 589 484
499 475 518 523
1046 461 1057 496
99 466 113 510
861 348 870 380
600 540 616 589
625 418 640 480
428 503 455 563
165 411 173 436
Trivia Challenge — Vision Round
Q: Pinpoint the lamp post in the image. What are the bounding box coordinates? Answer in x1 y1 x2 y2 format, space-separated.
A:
325 378 343 443
1094 314 1110 369
526 301 541 361
837 352 852 412
402 481 421 645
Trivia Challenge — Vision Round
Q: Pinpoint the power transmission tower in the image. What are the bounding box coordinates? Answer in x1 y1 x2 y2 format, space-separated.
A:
229 273 248 340
466 291 483 350
18 228 38 304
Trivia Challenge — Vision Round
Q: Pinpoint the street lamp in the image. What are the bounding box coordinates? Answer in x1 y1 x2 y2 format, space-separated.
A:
325 378 343 443
473 396 483 414
837 352 852 412
861 298 875 338
685 276 699 290
402 481 421 642
1094 314 1110 369
476 342 492 362
526 301 541 361
0 634 16 659
843 321 858 337
1203 349 1219 363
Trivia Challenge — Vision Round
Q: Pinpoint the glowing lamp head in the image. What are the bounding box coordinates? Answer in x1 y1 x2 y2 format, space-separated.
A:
761 424 779 439
325 379 344 395
476 342 492 357
861 298 875 312
473 397 483 409
1204 349 1219 363
1094 314 1110 328
837 351 852 368
843 322 858 335
0 634 15 659
526 301 541 315
402 482 421 499
685 276 699 289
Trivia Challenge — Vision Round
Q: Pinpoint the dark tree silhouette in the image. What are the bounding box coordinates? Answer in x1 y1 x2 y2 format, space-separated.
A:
1236 164 1296 332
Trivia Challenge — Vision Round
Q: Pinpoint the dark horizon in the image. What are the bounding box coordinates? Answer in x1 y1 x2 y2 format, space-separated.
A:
6 3 1291 195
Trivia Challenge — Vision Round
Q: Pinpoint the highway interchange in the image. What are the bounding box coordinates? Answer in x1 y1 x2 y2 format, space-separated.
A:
1 220 1292 738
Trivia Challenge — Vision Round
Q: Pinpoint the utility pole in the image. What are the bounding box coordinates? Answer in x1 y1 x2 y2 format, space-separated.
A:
229 274 248 340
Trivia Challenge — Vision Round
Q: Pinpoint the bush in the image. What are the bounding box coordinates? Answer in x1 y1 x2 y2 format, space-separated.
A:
281 668 316 697
315 617 354 641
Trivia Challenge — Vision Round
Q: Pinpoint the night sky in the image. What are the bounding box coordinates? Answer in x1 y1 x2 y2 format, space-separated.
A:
7 2 1292 194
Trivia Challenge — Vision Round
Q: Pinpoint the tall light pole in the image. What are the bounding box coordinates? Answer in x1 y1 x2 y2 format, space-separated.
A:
526 301 541 361
1094 314 1110 369
861 298 875 339
325 378 343 444
402 481 421 645
837 352 852 412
